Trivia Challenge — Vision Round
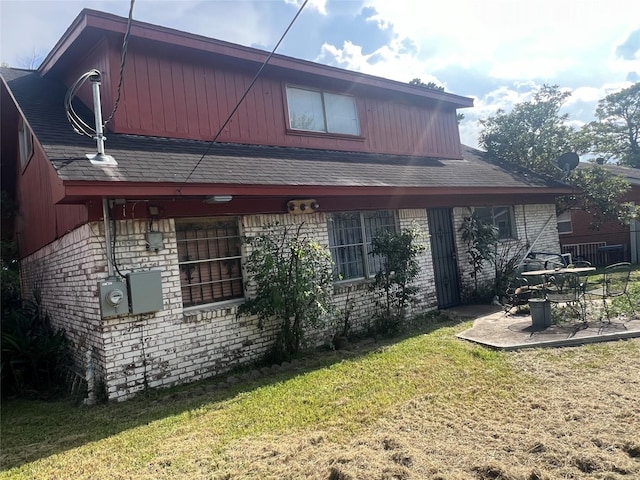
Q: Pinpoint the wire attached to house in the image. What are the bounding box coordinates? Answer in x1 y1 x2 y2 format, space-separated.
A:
65 69 101 137
65 0 135 138
178 0 309 190
102 0 135 128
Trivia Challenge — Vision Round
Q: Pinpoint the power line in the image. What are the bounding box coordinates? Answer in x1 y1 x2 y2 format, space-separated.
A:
179 0 309 190
65 0 135 138
103 0 136 128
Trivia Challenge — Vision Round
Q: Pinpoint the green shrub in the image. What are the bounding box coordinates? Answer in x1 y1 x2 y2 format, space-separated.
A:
238 223 334 363
369 226 426 334
1 301 71 398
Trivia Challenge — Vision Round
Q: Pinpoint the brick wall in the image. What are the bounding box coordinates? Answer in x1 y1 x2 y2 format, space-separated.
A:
453 204 560 292
19 205 556 401
20 223 107 380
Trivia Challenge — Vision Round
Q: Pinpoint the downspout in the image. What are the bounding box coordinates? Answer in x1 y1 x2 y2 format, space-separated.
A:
83 348 96 406
631 201 638 264
102 198 115 277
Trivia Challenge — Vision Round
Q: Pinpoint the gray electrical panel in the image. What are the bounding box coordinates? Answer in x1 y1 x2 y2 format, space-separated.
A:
126 270 163 314
98 278 129 318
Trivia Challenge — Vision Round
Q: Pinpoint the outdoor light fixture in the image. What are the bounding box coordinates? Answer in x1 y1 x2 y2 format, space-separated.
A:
287 199 319 215
205 195 233 204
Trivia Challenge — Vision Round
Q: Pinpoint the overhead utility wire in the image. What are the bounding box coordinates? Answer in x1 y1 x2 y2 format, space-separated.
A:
103 0 135 128
65 0 135 137
179 0 310 189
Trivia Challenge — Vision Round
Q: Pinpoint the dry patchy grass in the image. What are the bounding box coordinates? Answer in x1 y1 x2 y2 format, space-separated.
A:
220 341 640 480
1 324 638 480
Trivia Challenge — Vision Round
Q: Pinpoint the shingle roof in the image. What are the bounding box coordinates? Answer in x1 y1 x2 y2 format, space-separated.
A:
599 163 640 186
2 67 568 191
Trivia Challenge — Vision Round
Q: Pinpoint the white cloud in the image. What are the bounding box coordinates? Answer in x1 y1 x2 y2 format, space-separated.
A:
363 0 640 82
284 0 327 15
317 39 443 87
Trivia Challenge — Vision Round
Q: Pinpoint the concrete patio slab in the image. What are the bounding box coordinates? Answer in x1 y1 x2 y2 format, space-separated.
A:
450 305 640 350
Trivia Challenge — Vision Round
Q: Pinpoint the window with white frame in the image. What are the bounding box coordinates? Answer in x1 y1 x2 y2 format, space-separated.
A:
176 218 243 308
474 206 516 240
327 210 397 281
286 85 360 135
557 210 573 234
18 119 33 169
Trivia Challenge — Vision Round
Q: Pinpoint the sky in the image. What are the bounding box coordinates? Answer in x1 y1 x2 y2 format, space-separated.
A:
1 0 639 148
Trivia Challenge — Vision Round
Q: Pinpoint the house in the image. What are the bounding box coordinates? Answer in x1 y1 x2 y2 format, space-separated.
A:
559 163 640 265
0 9 572 401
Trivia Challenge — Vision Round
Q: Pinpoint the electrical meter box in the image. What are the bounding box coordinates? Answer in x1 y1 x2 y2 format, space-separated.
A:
98 278 129 319
126 270 163 314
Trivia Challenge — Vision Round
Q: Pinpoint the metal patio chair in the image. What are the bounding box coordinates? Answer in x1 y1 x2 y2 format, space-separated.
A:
587 262 635 323
546 271 588 326
502 264 546 314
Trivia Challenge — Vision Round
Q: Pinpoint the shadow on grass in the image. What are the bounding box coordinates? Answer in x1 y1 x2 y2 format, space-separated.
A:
0 315 466 471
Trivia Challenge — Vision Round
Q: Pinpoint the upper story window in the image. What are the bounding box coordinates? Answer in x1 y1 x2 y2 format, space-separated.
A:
474 206 516 240
286 85 360 136
18 119 33 169
327 210 397 281
557 210 573 234
176 218 244 308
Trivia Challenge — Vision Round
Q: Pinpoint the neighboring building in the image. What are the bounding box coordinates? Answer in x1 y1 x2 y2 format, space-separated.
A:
0 9 571 400
559 163 640 265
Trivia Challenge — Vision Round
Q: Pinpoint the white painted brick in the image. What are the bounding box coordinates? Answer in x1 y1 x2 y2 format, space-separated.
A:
21 206 560 401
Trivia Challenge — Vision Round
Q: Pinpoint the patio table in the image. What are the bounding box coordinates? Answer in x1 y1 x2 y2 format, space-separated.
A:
521 267 596 326
520 267 595 277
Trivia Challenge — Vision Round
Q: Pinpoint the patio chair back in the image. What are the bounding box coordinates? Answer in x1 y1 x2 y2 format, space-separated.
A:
604 262 632 298
546 271 588 325
587 262 634 323
546 272 585 304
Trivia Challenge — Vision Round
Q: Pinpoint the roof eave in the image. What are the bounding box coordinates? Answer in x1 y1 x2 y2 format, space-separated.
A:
55 181 574 204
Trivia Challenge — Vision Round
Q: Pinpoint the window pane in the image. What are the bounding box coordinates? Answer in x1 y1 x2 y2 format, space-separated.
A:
474 207 492 225
557 211 572 234
176 218 243 307
328 210 397 281
364 210 396 275
474 206 515 240
324 92 359 135
493 206 514 239
328 212 364 280
286 87 326 132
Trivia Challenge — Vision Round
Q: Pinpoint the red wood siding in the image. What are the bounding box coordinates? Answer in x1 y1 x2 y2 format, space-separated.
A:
63 38 112 124
16 142 88 258
94 41 463 158
559 185 640 263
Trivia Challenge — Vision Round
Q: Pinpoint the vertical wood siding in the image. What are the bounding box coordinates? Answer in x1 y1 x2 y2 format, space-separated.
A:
100 42 462 158
16 143 88 257
63 39 112 127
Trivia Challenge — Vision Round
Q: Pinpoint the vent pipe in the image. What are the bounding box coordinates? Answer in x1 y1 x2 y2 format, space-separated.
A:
86 72 117 166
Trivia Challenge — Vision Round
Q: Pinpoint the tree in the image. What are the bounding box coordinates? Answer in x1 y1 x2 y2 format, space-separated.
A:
409 78 464 123
479 84 635 229
409 78 444 91
479 85 577 176
582 83 640 168
238 223 334 362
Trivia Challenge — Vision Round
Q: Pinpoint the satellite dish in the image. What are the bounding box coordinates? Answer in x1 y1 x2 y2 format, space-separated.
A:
556 152 579 172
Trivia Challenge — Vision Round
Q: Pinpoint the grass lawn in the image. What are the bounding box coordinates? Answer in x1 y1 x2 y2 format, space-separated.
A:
1 318 639 480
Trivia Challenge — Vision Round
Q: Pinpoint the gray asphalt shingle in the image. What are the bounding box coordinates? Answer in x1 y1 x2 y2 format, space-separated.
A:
2 67 567 191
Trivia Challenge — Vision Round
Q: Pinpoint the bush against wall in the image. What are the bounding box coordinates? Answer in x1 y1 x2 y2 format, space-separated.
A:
369 226 426 333
458 209 498 294
1 297 71 398
238 222 334 362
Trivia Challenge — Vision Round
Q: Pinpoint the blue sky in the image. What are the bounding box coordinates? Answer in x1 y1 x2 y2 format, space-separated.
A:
1 0 639 148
